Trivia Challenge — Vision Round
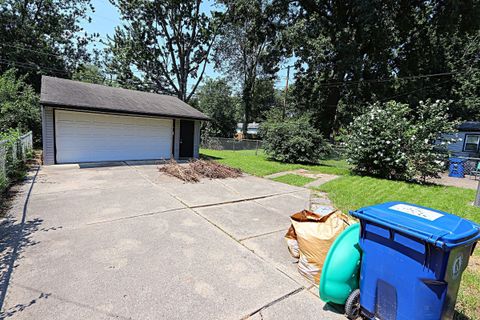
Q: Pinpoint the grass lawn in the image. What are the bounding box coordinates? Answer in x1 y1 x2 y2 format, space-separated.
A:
316 175 480 320
200 149 350 176
316 175 480 223
271 174 316 187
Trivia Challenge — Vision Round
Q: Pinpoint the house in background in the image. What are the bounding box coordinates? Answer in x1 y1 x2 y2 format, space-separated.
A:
41 76 209 164
235 122 260 140
442 121 480 158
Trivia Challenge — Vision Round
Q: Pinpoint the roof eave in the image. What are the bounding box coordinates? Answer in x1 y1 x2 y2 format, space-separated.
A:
40 101 210 121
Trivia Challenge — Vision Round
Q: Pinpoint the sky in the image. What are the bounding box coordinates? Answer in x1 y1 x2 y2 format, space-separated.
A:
81 0 294 91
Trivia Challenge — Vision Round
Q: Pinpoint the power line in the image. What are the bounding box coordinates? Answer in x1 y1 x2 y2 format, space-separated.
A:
1 44 69 59
379 79 453 102
0 59 70 75
313 71 460 88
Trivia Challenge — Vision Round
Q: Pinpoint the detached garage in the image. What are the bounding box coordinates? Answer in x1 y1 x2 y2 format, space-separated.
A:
40 76 209 164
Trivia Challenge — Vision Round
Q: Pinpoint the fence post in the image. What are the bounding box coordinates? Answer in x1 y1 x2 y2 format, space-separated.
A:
0 142 5 184
255 140 259 155
475 180 480 207
12 141 17 163
21 138 26 161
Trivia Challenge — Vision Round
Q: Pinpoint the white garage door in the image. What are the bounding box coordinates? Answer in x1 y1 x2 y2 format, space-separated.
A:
55 110 173 163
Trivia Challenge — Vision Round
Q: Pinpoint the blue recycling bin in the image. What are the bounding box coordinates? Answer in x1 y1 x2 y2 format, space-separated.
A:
448 158 465 178
351 202 480 320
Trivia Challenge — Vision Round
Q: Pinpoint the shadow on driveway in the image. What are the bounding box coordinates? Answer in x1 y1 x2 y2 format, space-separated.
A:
0 166 43 318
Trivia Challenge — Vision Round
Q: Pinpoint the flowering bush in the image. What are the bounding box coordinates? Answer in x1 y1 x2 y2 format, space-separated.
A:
346 100 456 181
260 112 331 164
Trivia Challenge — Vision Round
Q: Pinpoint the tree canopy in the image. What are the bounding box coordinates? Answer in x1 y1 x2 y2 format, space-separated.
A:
106 0 223 102
0 69 40 141
281 0 480 137
195 78 237 138
0 0 97 90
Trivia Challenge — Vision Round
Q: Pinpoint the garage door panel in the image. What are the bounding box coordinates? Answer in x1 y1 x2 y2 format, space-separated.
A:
55 110 173 163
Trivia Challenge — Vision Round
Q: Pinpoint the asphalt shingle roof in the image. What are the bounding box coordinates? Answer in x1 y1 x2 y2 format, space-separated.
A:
40 76 209 120
458 121 480 132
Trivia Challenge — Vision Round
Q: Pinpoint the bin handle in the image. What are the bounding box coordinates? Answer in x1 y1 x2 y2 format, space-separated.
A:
352 212 449 248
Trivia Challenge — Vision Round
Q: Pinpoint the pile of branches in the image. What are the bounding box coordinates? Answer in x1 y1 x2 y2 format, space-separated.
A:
159 159 200 182
189 160 242 179
159 159 242 182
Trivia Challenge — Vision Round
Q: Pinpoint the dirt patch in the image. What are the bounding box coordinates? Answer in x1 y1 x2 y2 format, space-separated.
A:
468 248 480 271
159 159 242 182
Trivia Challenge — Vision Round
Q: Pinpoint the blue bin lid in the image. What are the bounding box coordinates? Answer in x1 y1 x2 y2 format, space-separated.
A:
449 157 465 163
351 202 480 250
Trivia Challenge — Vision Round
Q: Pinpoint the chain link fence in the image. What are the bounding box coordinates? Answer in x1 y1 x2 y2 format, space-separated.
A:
0 132 33 191
456 157 480 177
201 137 348 161
201 137 263 152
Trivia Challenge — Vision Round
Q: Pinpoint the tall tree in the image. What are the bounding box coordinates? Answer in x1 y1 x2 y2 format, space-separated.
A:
449 31 480 120
250 78 276 122
0 0 96 90
195 78 237 138
213 0 285 135
285 0 399 137
107 0 222 102
283 0 480 137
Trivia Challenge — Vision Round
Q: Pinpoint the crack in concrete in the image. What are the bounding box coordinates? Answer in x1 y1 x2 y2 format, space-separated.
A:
238 228 287 242
240 287 305 320
189 190 305 209
85 207 187 226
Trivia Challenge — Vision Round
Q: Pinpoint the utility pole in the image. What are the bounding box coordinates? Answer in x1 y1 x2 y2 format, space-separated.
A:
283 65 290 120
475 180 480 207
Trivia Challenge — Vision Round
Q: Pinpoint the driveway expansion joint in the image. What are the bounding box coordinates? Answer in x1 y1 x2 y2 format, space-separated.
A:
189 190 307 210
240 287 305 320
238 228 287 242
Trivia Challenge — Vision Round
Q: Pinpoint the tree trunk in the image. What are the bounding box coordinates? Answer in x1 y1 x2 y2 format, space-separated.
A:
242 79 254 137
325 86 341 140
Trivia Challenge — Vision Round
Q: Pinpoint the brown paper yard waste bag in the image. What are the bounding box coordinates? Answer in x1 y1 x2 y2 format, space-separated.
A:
285 209 352 285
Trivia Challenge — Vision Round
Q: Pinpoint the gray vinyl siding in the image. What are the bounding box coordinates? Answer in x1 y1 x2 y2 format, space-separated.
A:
441 132 480 157
194 120 201 159
174 119 181 160
42 106 55 165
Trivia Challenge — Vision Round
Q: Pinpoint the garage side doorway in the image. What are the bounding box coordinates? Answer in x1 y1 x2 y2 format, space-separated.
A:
179 120 194 159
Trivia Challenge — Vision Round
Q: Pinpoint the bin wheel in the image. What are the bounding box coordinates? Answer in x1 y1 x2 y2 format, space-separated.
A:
345 289 361 320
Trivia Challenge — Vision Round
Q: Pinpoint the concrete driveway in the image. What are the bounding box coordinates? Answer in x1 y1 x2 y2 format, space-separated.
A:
0 162 344 320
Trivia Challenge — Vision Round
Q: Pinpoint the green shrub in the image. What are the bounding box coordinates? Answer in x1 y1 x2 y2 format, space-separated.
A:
260 111 331 164
0 129 31 193
345 100 456 181
0 174 7 194
0 69 41 145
